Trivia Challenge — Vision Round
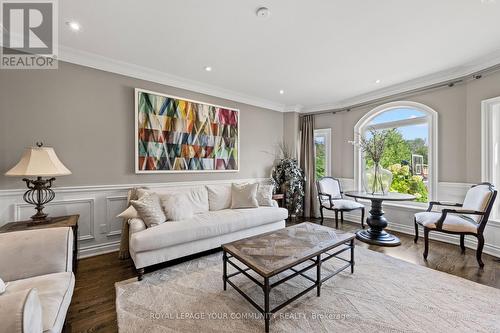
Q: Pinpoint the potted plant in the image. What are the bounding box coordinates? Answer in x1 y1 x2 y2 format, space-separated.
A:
271 142 305 216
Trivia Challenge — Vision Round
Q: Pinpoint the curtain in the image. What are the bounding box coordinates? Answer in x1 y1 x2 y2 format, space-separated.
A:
299 115 319 218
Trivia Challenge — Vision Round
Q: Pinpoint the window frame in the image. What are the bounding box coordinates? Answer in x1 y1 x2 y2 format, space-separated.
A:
314 128 331 178
353 101 438 202
481 96 500 219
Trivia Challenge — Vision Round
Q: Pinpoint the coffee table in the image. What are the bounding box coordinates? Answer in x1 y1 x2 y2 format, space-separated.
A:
222 222 355 332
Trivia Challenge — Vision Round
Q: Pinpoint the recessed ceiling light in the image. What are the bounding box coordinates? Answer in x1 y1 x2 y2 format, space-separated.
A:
204 66 212 72
66 21 81 31
375 79 381 84
279 89 285 95
256 7 271 19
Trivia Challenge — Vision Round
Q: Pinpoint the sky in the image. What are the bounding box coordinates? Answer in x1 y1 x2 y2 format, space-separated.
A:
369 108 428 141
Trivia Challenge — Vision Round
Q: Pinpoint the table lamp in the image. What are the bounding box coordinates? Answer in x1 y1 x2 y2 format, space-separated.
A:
5 142 71 222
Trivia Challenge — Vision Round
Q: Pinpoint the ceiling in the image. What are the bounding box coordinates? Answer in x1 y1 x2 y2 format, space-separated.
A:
58 0 500 112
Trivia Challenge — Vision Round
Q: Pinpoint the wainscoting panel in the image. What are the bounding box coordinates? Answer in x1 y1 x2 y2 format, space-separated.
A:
0 178 267 258
106 196 128 237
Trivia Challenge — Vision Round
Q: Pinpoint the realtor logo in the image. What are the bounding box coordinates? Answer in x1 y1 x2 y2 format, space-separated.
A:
1 0 58 69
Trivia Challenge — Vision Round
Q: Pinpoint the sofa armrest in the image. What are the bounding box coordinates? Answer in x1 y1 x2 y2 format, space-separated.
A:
129 218 147 235
0 288 43 333
0 227 73 282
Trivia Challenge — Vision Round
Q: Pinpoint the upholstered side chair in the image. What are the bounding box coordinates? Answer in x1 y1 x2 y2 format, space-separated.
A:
414 182 497 267
316 177 365 228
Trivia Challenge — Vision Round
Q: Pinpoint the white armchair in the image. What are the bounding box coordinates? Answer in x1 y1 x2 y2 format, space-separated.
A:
316 177 365 228
0 227 75 333
414 182 497 267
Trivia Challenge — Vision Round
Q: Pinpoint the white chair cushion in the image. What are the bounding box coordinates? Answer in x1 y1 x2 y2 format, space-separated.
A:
322 199 364 210
317 178 342 198
462 184 494 222
6 272 75 333
415 212 478 233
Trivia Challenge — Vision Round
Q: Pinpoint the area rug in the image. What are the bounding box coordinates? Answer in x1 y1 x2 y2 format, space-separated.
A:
116 247 500 332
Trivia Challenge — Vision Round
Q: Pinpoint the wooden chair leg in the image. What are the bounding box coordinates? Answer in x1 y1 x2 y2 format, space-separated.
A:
335 210 339 229
361 208 365 229
476 234 485 268
340 211 344 224
414 218 419 243
137 268 145 281
320 206 324 225
423 228 430 260
460 234 466 254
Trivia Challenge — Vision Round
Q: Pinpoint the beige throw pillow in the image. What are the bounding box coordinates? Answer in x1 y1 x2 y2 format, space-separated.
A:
161 194 194 221
130 193 166 227
231 183 259 209
0 278 6 294
256 184 274 206
206 184 232 211
116 205 139 219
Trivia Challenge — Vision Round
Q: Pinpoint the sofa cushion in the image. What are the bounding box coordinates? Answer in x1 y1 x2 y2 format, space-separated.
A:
130 193 166 227
256 184 274 206
130 207 288 252
6 272 75 333
161 194 195 221
142 186 209 214
206 184 232 211
231 183 259 209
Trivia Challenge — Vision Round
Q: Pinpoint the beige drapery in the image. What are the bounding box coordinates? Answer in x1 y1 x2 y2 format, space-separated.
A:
299 115 319 218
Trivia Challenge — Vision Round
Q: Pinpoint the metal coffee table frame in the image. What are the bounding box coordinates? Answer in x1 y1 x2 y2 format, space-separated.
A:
222 238 354 333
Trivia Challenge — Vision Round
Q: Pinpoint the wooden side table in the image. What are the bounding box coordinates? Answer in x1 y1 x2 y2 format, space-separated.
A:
272 193 285 208
0 215 79 272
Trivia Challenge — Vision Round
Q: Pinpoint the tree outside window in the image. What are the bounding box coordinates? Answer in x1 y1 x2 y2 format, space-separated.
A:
363 108 431 202
314 129 331 180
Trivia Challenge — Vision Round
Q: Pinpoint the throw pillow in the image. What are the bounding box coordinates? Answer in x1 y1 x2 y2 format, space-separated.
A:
206 184 232 211
161 194 195 221
116 205 139 219
256 184 274 206
231 183 259 209
130 193 166 227
0 278 5 294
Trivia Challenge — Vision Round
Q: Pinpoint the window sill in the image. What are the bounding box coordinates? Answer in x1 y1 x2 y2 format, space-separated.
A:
355 198 428 211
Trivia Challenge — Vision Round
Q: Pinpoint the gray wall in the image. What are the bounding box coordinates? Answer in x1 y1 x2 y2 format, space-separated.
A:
283 112 299 159
313 70 500 183
0 62 284 189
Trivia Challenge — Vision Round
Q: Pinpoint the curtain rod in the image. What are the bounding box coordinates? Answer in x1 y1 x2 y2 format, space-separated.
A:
300 62 500 117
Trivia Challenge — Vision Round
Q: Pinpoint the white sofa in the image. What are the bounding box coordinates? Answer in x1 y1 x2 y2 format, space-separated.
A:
0 227 75 333
127 184 288 280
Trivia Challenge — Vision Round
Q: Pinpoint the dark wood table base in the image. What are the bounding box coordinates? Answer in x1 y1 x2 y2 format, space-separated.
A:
223 239 354 333
345 192 415 247
356 229 401 246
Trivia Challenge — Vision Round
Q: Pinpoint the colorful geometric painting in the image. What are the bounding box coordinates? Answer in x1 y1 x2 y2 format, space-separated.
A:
135 89 239 173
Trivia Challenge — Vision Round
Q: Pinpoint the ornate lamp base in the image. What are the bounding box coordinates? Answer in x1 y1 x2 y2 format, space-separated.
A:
22 177 56 222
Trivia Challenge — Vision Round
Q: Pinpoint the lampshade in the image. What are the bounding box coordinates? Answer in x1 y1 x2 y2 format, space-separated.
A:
5 146 72 177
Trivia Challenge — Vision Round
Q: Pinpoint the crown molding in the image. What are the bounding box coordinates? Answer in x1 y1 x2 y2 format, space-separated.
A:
284 104 303 113
302 48 500 113
58 45 286 112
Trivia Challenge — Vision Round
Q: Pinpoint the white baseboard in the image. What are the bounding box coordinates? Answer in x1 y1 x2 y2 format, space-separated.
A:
327 210 500 258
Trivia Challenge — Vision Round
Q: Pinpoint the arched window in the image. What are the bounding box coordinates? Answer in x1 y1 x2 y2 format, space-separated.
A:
354 101 438 202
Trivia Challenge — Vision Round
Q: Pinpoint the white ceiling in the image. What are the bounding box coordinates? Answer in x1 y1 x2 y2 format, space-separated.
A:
58 0 500 112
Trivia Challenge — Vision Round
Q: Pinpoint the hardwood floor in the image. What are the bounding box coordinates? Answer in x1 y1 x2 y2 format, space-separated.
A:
64 217 500 333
